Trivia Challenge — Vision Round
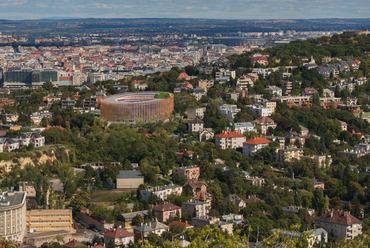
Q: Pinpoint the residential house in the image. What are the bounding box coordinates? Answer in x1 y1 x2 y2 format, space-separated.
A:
1 113 19 123
300 126 309 136
251 116 277 135
323 89 335 98
147 220 169 236
315 210 362 239
271 228 327 248
302 154 333 168
187 107 206 119
29 111 52 126
243 137 272 156
191 88 207 101
251 56 268 66
225 92 239 102
176 151 198 162
245 195 262 205
222 214 244 224
231 122 256 134
264 86 282 97
237 76 254 89
338 149 366 161
133 223 154 243
273 146 304 163
339 120 348 131
83 95 102 108
182 200 211 218
192 216 234 235
183 179 212 202
215 131 246 149
116 171 144 190
63 240 86 248
196 80 214 90
199 128 214 142
140 185 183 201
301 87 318 96
188 117 204 132
118 210 151 228
103 227 135 246
210 162 229 171
223 194 246 209
282 206 315 216
285 129 305 147
218 104 241 121
246 105 274 117
245 176 265 186
173 166 200 180
153 202 182 222
61 98 76 109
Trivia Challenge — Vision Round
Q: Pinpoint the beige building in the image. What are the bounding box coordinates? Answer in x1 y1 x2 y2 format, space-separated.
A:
251 116 277 135
116 171 144 190
199 128 214 142
274 146 304 163
188 117 204 132
0 190 27 242
245 176 265 186
316 210 362 240
182 200 211 218
173 166 200 180
197 80 214 89
225 92 239 102
215 131 246 149
192 216 233 235
302 155 332 168
26 209 73 232
337 149 366 161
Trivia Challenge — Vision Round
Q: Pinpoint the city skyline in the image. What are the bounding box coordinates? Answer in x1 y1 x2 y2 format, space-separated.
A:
1 0 370 20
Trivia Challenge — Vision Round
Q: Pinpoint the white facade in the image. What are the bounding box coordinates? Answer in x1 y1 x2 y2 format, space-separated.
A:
264 86 282 96
246 105 274 117
218 104 241 121
243 142 270 156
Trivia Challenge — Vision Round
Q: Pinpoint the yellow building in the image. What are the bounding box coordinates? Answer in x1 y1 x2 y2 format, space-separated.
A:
26 209 73 232
274 146 304 163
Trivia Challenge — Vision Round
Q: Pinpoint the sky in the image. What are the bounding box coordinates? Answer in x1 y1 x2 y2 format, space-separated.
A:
0 0 370 20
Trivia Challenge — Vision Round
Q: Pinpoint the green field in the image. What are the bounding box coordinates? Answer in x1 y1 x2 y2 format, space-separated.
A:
91 190 132 203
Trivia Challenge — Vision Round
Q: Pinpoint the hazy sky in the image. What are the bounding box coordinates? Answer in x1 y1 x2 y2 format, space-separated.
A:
1 0 370 20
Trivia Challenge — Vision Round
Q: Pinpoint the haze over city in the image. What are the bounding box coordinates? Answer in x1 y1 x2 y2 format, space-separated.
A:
1 0 370 20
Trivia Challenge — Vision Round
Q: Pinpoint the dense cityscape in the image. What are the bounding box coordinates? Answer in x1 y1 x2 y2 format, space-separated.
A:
0 14 370 248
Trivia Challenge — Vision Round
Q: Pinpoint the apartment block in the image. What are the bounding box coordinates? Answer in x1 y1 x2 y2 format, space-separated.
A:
26 209 73 232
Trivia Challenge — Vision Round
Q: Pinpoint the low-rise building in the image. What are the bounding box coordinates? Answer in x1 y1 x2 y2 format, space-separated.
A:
104 227 135 246
232 122 256 134
221 214 244 225
251 116 277 135
29 111 52 126
243 137 272 156
215 131 246 149
271 228 327 248
173 166 200 180
133 223 154 243
301 87 318 96
218 104 241 121
187 107 206 119
116 171 144 190
192 216 234 234
223 194 246 209
264 86 282 96
199 128 214 142
338 149 366 161
225 92 239 102
315 210 362 240
140 185 183 201
153 202 182 222
197 80 214 90
301 155 332 168
168 221 193 229
1 113 19 123
273 146 304 163
282 206 315 216
118 210 151 228
246 105 274 117
245 176 265 186
182 200 211 218
61 98 76 109
26 209 72 232
188 117 204 132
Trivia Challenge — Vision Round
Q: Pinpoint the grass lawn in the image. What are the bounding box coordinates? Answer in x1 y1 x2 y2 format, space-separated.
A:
91 189 132 203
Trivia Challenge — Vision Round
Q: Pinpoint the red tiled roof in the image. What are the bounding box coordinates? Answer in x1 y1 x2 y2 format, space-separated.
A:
316 210 361 225
168 221 193 229
252 56 268 62
131 80 142 84
42 126 65 132
104 227 134 239
251 116 275 125
244 137 272 145
177 150 196 156
59 77 72 80
245 196 261 204
153 202 181 212
215 131 246 138
303 87 318 94
178 72 189 79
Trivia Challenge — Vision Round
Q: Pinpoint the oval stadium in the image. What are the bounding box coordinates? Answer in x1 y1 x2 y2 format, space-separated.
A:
100 92 174 123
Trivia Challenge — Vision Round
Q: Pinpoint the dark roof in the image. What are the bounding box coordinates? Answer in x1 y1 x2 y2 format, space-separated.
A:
316 210 361 225
189 117 203 124
116 171 144 179
63 239 87 248
133 223 155 232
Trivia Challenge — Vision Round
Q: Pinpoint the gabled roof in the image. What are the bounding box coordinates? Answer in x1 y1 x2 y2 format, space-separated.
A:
42 126 65 132
104 227 134 239
178 72 189 79
63 239 87 248
215 131 245 138
251 116 275 125
177 150 196 156
244 137 272 145
189 117 203 124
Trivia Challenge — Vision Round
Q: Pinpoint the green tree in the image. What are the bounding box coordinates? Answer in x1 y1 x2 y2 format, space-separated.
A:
132 214 144 226
70 191 91 210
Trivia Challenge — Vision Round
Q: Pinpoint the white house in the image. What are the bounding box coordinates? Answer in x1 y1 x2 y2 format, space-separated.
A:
104 227 135 246
243 137 272 156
